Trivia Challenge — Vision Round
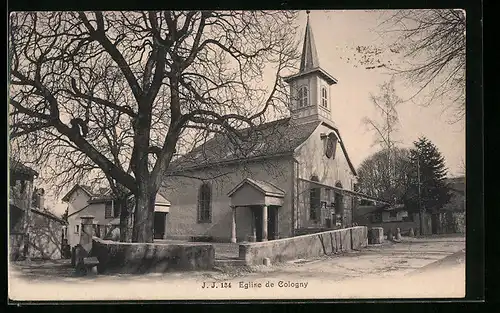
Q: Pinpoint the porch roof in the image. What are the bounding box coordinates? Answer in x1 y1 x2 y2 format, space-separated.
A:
228 178 285 207
299 178 391 205
228 178 285 198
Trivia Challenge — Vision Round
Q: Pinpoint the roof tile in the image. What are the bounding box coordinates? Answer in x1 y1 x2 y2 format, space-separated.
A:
169 117 320 172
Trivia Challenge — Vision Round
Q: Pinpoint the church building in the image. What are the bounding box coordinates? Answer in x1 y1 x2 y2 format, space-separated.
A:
160 12 377 243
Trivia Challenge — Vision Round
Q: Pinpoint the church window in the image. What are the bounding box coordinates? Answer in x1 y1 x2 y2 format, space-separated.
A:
321 87 328 108
198 183 212 223
298 86 309 107
309 175 321 220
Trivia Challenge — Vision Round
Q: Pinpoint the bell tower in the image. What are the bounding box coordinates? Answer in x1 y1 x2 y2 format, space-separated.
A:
284 10 338 127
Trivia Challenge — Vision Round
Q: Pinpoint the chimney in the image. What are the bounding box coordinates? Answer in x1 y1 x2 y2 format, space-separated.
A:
39 193 45 210
35 188 45 209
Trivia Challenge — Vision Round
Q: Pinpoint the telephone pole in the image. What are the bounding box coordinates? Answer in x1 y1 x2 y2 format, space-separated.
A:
417 155 423 236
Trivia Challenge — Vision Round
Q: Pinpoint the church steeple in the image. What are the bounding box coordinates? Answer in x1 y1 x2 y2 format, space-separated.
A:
284 10 338 127
300 11 320 72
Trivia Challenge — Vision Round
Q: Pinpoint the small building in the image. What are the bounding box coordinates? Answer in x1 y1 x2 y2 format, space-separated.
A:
62 184 171 247
353 203 432 236
354 176 466 236
26 207 67 259
62 184 117 247
9 159 67 260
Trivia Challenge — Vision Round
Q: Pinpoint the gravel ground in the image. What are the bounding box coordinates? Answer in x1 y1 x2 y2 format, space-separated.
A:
9 235 465 301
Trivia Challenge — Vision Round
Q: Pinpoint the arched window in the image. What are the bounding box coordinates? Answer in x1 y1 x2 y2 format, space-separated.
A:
198 183 212 223
321 87 328 108
298 86 309 107
309 175 321 220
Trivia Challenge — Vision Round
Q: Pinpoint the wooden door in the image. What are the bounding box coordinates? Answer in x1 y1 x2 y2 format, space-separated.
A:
268 206 278 240
153 212 166 239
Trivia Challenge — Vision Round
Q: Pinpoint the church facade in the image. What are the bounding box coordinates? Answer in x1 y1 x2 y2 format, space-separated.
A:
160 14 362 243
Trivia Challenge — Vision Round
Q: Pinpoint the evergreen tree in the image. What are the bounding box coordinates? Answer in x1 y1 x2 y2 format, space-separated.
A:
404 137 451 213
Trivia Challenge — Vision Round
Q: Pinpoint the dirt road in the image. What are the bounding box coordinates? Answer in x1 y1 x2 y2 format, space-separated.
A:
9 235 465 301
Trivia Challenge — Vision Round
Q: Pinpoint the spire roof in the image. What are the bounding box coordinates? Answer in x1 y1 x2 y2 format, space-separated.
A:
300 11 320 72
284 11 337 85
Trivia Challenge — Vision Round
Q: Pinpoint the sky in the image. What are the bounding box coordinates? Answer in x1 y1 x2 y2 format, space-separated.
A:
34 10 466 215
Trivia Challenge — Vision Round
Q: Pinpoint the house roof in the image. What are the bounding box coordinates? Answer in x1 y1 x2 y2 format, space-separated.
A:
9 158 38 178
87 187 115 203
61 184 113 203
354 205 386 217
30 207 67 224
228 178 286 198
372 203 407 213
168 117 321 173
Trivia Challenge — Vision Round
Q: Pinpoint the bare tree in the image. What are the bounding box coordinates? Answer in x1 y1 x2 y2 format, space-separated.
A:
357 147 412 202
9 11 300 243
363 76 402 187
352 9 466 122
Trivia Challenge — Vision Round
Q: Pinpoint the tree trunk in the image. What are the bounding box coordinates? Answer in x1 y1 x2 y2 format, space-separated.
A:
132 190 156 243
118 197 133 242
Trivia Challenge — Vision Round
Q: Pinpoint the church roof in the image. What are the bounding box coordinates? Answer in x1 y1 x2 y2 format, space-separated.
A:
168 117 320 172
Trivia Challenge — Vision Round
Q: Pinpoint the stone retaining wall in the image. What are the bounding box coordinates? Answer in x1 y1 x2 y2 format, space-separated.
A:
91 237 215 273
239 226 368 266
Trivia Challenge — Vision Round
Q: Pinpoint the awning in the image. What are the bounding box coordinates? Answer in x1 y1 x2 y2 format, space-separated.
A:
154 193 170 213
298 178 390 205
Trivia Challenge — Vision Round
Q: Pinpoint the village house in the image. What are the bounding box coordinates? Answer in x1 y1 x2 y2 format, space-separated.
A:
353 176 465 236
9 159 67 260
438 176 466 233
159 14 386 243
62 184 171 247
353 203 432 236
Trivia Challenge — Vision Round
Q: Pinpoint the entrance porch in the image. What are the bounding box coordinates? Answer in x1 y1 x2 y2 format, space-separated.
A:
227 178 285 243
